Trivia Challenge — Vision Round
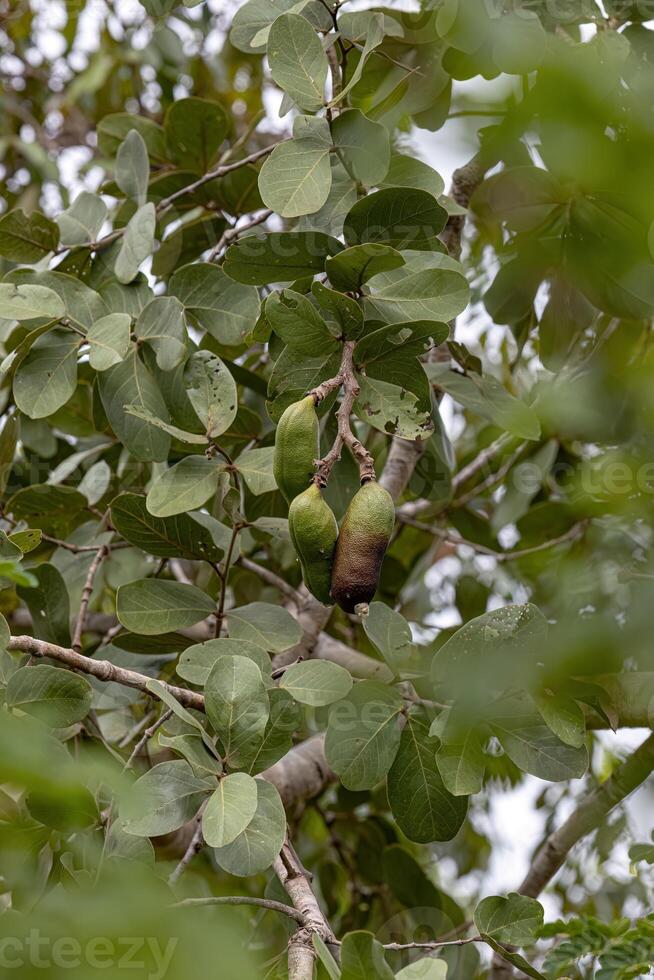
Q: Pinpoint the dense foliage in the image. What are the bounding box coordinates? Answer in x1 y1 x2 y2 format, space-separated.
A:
0 1 653 978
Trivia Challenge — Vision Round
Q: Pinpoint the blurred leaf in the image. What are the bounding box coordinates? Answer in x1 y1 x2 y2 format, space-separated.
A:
6 665 92 728
121 759 213 836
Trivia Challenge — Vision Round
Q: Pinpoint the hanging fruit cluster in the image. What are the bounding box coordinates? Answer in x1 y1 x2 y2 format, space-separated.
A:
273 374 395 614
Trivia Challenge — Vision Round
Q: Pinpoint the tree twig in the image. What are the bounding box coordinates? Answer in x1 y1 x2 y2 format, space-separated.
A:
311 341 375 484
168 801 208 885
71 544 109 652
123 708 173 771
173 895 307 925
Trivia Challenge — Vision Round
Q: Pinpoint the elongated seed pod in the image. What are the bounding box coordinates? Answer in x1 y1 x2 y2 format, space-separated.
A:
273 396 319 504
288 484 338 605
330 481 395 613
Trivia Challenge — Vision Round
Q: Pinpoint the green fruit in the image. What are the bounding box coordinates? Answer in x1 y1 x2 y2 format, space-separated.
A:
273 396 319 503
288 484 338 605
331 480 395 613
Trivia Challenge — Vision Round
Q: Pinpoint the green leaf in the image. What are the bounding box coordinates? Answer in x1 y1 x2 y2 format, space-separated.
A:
325 243 405 292
532 691 586 749
184 350 238 438
435 720 485 796
324 680 403 790
7 269 106 330
145 678 218 757
380 153 445 197
87 313 132 371
205 655 269 760
13 330 79 420
491 10 545 75
56 191 107 246
146 456 223 517
474 893 544 946
168 263 260 347
259 136 332 218
165 97 229 172
396 960 447 980
123 405 209 445
482 936 547 980
235 446 277 495
213 779 286 876
116 579 215 635
311 281 363 338
340 931 394 980
331 109 390 186
120 759 213 837
224 232 342 285
114 202 156 284
313 936 341 980
388 707 468 843
267 345 342 420
344 188 447 251
97 113 167 161
152 214 227 278
226 602 302 653
431 604 549 698
279 660 353 706
6 665 92 728
354 319 448 366
355 374 433 441
266 288 338 355
365 255 470 324
426 365 541 441
98 351 171 461
202 773 259 847
110 492 224 562
116 129 150 206
6 484 87 536
177 638 272 686
134 297 187 371
490 702 589 781
230 0 333 53
235 688 300 775
362 601 413 673
0 283 64 321
0 209 59 262
16 563 71 647
267 13 327 111
0 413 18 501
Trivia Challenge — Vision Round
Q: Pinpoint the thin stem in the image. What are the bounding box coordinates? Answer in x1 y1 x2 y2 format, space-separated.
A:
209 208 273 262
168 801 208 885
173 896 307 925
123 708 173 771
399 517 588 563
214 524 241 637
71 544 109 652
237 556 298 600
311 341 375 485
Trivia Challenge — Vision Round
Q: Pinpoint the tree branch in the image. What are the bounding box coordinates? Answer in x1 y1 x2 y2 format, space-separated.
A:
173 895 306 924
489 734 654 980
273 837 337 980
71 544 109 653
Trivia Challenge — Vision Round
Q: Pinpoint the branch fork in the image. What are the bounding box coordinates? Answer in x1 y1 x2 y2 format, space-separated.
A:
310 340 376 487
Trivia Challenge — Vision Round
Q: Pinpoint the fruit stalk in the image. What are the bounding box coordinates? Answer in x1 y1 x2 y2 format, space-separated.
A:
311 340 375 487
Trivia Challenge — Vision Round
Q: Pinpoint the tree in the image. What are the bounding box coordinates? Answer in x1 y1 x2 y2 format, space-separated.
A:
0 0 653 978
